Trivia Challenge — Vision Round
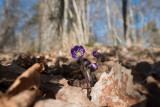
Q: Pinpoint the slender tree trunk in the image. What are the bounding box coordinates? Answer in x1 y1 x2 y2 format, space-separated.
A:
0 0 20 50
38 0 64 52
62 0 69 49
138 11 144 46
72 0 90 45
82 0 88 44
129 0 136 45
105 0 113 46
72 0 84 44
106 0 121 46
122 0 131 46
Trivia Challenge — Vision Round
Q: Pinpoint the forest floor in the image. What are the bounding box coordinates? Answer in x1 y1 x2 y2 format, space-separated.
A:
0 46 160 107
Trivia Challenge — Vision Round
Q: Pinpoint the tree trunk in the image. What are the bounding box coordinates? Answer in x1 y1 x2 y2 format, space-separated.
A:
105 0 114 46
129 0 136 45
62 0 69 49
0 0 19 51
138 11 144 46
72 0 90 45
122 0 131 47
38 0 64 52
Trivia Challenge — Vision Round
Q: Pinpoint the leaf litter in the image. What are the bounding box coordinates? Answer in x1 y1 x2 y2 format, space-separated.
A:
0 46 160 107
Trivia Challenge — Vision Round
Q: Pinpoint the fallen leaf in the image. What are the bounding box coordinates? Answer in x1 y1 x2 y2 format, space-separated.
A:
0 89 38 107
0 91 3 97
34 99 82 107
56 85 96 106
0 64 26 74
144 76 160 107
91 63 146 107
6 63 44 96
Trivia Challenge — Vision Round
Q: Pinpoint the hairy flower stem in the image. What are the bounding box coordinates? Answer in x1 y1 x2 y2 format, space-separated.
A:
80 58 91 99
96 57 99 63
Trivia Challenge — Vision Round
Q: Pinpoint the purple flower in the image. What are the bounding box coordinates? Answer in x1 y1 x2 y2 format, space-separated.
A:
91 63 98 70
93 51 99 57
83 61 89 67
71 45 85 59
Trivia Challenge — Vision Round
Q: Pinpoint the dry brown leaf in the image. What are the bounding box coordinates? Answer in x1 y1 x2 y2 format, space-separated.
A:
6 63 44 96
40 77 96 106
56 85 96 106
0 90 38 107
34 99 83 107
0 64 26 74
91 63 146 107
40 74 64 84
146 76 157 84
145 76 160 107
0 91 4 97
0 97 16 107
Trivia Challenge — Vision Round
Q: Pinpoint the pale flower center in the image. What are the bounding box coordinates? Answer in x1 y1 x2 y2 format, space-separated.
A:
77 52 82 56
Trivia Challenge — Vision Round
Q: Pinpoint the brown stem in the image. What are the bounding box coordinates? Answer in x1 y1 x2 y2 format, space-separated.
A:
96 57 99 63
80 58 90 99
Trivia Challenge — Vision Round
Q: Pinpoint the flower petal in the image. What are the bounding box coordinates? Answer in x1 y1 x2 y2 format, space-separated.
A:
71 48 75 55
79 46 85 54
71 45 85 59
74 45 79 51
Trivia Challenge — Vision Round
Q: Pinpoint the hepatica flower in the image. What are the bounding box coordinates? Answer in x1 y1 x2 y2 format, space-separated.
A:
83 61 89 67
93 51 99 57
70 45 99 99
71 45 85 59
91 63 98 70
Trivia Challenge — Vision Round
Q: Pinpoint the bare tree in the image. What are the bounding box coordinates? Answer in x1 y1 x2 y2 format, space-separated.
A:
0 0 21 51
105 0 121 46
38 0 64 52
128 0 136 45
105 0 114 45
122 0 131 46
138 11 144 46
72 0 90 45
62 0 69 49
38 0 92 52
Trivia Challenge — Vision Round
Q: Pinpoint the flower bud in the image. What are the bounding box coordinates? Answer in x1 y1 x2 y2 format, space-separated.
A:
83 61 89 67
91 63 98 70
93 51 99 57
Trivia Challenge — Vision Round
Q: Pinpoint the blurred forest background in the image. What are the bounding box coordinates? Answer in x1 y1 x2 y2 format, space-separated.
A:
0 0 160 53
